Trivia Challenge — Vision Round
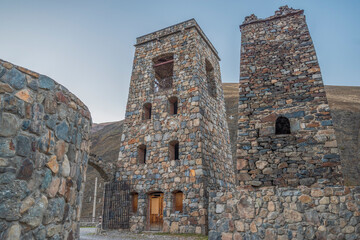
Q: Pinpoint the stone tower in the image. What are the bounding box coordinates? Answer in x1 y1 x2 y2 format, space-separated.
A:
237 6 342 187
117 19 234 234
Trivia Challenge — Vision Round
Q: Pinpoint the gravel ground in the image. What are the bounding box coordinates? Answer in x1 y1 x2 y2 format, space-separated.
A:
79 228 207 240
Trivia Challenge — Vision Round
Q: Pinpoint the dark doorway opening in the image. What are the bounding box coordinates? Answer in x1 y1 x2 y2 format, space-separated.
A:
275 116 291 134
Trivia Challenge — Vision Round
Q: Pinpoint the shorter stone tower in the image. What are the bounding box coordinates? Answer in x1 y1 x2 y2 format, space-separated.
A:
117 19 234 234
237 6 342 187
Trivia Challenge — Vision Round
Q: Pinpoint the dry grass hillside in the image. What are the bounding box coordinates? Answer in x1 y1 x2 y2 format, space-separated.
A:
324 86 360 186
81 84 360 219
90 120 125 160
222 83 239 161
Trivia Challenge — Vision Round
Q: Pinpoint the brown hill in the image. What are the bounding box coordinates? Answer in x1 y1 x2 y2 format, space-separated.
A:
81 84 360 220
91 121 119 133
90 120 125 160
324 86 360 186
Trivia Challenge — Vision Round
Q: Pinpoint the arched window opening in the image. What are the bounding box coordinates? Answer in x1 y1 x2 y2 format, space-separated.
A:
173 191 183 213
169 140 179 160
168 96 178 115
153 54 174 92
205 59 217 98
131 192 139 213
276 116 291 135
138 144 147 164
143 103 152 120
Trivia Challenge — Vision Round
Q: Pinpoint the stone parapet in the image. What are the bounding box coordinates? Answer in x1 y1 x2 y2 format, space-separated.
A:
241 5 304 27
135 18 220 60
0 59 92 239
208 186 360 240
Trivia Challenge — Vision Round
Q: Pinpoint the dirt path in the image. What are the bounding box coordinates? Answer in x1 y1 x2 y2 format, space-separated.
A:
79 228 207 240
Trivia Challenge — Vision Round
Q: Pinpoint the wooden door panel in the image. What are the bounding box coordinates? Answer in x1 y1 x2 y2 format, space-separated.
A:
149 193 163 231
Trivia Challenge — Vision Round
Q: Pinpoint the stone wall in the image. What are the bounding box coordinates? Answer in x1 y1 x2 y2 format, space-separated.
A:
206 6 360 240
237 6 342 187
0 60 92 239
208 186 360 240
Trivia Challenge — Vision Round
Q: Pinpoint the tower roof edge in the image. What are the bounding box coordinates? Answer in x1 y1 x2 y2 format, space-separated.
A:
240 6 304 28
135 18 220 61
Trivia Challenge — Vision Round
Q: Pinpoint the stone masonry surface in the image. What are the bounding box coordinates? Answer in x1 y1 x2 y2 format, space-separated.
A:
117 18 235 235
237 6 342 187
208 186 360 240
205 6 359 240
0 59 92 239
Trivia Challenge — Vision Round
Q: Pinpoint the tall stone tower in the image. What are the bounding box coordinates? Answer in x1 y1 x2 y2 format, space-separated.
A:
117 19 234 234
237 6 342 187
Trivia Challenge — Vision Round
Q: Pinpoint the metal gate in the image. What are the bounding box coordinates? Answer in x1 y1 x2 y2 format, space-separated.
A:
102 180 130 229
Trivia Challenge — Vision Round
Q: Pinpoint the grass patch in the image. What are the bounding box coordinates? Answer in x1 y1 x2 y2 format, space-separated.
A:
153 232 208 240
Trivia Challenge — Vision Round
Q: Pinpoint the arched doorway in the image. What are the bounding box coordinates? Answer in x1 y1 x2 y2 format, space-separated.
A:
80 156 113 224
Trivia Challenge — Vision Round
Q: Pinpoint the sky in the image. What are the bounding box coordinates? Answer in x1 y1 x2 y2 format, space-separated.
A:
1 0 359 123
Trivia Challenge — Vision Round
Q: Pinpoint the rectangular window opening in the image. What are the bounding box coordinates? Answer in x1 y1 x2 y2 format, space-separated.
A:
173 191 183 213
138 145 146 164
143 103 152 120
132 193 138 213
153 55 174 92
169 96 178 115
169 141 179 160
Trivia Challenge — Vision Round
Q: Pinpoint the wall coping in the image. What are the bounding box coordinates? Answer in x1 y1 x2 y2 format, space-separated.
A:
134 19 220 61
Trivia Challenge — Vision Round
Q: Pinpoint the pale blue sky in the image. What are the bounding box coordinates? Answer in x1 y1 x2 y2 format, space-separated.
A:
1 0 359 123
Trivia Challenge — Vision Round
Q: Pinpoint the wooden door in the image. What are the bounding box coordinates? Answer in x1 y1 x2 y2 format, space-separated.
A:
149 192 163 231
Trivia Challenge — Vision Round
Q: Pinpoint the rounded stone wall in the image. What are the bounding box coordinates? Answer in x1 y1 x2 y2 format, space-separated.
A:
0 59 92 239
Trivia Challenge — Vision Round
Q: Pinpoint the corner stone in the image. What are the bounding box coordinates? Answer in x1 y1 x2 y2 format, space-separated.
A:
6 223 21 240
46 156 59 174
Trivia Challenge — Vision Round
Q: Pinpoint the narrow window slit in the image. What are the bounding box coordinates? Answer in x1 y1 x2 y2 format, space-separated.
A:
169 96 178 115
143 103 152 120
138 144 147 164
169 140 179 160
